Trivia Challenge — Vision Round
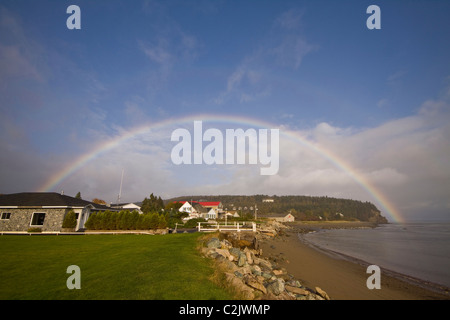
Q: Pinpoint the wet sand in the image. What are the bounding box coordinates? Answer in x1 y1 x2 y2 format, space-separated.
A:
259 222 450 300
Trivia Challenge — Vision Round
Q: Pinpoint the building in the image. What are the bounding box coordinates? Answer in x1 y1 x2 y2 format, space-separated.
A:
198 201 223 212
206 208 217 220
0 192 116 232
262 199 274 203
268 213 295 222
176 200 223 221
110 202 143 213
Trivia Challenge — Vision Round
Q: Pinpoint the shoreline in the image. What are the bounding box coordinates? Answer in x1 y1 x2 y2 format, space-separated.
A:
259 221 450 300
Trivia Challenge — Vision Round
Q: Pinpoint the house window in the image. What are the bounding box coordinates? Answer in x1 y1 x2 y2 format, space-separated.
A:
31 212 46 226
1 212 11 220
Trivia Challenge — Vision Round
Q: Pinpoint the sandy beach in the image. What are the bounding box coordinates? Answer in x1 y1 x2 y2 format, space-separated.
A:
259 221 450 300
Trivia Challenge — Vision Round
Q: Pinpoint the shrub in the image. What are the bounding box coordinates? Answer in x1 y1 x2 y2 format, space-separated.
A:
84 212 97 230
184 218 206 228
94 211 105 230
62 210 77 228
84 210 168 230
27 227 42 233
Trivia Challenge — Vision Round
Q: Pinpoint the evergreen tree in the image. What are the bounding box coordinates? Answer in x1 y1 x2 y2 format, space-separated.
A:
84 212 97 230
62 210 77 228
141 193 164 214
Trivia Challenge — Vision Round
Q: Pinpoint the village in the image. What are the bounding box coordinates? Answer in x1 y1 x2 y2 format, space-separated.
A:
0 192 295 234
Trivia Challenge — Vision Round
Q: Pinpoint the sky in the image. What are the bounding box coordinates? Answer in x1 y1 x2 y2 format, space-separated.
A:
1 0 450 222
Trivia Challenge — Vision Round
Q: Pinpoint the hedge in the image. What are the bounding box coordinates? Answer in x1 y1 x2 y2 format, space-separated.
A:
84 210 167 230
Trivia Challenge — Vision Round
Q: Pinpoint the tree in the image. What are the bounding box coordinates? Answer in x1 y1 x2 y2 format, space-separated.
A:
92 198 107 205
62 210 77 228
141 193 164 214
148 213 160 229
84 212 97 230
165 201 183 216
75 192 82 199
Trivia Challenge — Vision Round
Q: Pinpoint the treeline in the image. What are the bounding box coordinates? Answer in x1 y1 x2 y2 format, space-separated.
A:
166 194 388 223
85 210 167 230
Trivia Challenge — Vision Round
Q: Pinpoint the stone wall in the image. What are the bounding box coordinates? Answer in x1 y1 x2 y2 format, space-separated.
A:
0 208 67 232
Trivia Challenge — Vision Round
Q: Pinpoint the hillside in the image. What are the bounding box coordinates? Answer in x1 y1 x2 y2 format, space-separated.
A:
165 195 388 223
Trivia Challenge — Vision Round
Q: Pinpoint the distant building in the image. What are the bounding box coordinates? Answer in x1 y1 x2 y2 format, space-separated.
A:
206 208 217 220
262 199 274 203
268 213 295 222
110 202 143 213
175 200 223 221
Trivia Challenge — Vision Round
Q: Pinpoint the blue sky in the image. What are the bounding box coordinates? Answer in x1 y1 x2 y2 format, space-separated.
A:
1 0 450 221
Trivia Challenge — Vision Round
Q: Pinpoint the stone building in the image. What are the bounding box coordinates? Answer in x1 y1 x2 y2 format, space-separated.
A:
0 192 114 232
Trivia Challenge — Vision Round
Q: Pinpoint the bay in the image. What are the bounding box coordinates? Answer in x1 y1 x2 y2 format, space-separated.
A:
302 222 450 288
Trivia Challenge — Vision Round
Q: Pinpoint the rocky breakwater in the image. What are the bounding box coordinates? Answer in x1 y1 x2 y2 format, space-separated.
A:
201 229 330 300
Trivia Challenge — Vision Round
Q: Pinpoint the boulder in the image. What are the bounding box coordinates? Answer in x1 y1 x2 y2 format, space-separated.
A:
221 239 233 249
272 269 285 276
253 257 272 270
251 265 262 276
266 278 285 296
224 272 254 300
285 285 309 296
237 252 247 267
215 248 231 260
244 276 267 294
243 247 254 265
229 247 241 260
261 272 273 280
315 287 330 300
206 237 221 249
237 265 252 275
286 280 302 288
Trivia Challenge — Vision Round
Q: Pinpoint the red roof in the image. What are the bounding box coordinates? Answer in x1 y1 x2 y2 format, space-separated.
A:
199 202 221 206
173 200 220 206
174 200 199 204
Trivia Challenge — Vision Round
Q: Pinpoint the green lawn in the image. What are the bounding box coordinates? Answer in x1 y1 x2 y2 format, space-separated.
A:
0 233 232 300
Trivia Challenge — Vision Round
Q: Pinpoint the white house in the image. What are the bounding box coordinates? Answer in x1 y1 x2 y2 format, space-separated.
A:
110 202 143 214
178 201 207 221
177 201 223 221
270 213 295 222
206 208 217 220
282 213 295 222
179 201 195 214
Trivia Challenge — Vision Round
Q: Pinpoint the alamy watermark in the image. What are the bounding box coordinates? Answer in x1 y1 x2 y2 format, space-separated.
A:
66 265 81 289
170 121 280 175
366 265 381 289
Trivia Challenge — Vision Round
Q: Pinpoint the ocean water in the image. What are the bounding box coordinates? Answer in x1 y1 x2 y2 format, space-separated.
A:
302 222 450 289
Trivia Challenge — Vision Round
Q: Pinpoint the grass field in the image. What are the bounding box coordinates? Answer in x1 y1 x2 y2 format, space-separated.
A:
0 233 233 300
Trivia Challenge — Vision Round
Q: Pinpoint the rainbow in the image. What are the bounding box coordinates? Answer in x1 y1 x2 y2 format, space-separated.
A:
39 114 404 223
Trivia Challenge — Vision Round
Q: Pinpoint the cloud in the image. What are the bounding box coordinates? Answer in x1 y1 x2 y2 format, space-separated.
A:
269 35 316 70
275 8 304 30
0 7 45 95
269 9 317 69
214 9 316 104
214 64 269 105
141 38 173 65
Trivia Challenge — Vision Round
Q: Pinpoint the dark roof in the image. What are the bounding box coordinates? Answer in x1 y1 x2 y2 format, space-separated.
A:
0 192 112 210
193 203 207 213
